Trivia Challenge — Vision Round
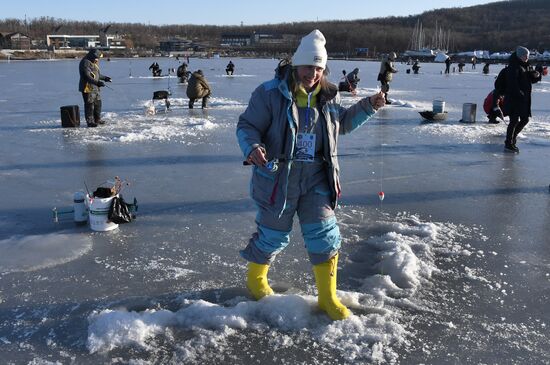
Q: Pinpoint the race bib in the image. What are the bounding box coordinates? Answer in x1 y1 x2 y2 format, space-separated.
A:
295 132 316 162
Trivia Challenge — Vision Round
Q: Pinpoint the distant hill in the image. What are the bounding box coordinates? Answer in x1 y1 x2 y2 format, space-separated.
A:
1 0 548 54
279 0 550 54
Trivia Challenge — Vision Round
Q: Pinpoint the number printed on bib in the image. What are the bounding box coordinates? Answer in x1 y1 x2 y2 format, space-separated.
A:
295 133 316 162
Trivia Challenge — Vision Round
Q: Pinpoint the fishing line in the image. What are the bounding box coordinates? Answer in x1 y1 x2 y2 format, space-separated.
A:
167 69 172 95
378 90 385 207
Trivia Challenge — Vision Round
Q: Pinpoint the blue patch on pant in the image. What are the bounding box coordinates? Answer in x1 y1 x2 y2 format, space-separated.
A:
240 240 274 264
255 224 291 254
301 216 341 254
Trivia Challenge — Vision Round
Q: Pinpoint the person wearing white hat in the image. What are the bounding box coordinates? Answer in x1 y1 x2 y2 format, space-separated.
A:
503 46 541 153
236 29 385 321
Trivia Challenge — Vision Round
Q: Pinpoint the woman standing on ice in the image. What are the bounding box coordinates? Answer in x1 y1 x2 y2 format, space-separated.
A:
504 46 541 153
236 29 385 320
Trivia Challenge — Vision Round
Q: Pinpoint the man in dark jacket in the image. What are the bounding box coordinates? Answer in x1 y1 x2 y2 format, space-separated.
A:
226 61 235 75
338 68 360 93
186 70 211 109
78 49 111 127
412 60 421 74
504 46 540 152
177 62 189 83
444 57 451 74
149 62 162 77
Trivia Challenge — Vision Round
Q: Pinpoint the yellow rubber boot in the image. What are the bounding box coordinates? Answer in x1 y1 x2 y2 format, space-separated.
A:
246 262 274 300
313 254 350 320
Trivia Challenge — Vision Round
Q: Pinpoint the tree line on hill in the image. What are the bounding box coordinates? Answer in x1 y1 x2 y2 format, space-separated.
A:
1 0 548 54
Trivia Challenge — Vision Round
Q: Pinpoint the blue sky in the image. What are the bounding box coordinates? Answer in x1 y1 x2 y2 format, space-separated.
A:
3 0 497 26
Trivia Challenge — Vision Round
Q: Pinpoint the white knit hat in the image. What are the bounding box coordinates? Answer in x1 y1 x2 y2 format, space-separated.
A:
516 46 529 59
292 30 327 69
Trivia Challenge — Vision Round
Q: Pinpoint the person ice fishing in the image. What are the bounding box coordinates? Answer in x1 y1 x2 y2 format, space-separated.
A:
338 68 360 94
177 62 189 83
483 62 490 75
149 62 162 77
535 62 547 78
226 60 235 75
503 46 541 153
458 61 466 73
236 29 386 321
377 52 398 104
412 60 421 74
186 70 211 109
444 56 451 74
78 48 111 127
483 90 505 124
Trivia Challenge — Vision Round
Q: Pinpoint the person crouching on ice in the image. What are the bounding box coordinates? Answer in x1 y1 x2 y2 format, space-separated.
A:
226 60 235 75
236 29 386 320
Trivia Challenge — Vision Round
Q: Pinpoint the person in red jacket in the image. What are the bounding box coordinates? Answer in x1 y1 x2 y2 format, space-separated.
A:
483 90 505 124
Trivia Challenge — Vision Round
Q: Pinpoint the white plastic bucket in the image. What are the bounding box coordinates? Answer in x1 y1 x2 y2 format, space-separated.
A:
433 99 445 113
86 195 119 231
461 103 477 123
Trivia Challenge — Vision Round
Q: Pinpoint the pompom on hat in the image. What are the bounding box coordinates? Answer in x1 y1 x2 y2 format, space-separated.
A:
292 30 328 69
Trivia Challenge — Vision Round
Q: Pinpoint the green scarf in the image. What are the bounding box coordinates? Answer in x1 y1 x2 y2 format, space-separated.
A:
295 83 321 108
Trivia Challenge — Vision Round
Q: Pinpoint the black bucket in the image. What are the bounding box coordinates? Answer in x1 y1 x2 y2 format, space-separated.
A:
153 90 169 100
60 105 80 128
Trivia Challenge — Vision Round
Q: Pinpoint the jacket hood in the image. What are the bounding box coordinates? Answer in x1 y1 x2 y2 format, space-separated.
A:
86 49 102 61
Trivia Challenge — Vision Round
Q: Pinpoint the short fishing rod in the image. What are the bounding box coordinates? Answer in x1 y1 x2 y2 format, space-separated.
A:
242 153 366 172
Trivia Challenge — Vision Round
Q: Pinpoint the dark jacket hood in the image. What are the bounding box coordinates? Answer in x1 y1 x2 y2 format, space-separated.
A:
86 49 101 61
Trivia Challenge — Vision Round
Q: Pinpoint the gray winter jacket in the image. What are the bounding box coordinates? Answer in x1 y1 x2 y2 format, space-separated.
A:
378 56 398 83
236 66 377 217
186 71 211 99
78 49 108 93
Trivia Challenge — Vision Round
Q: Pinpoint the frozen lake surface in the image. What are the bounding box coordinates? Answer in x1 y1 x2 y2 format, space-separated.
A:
0 57 549 364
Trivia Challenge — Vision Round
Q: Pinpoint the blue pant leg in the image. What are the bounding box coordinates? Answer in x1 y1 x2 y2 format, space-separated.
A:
301 216 341 265
240 198 297 264
240 224 291 264
298 185 341 265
